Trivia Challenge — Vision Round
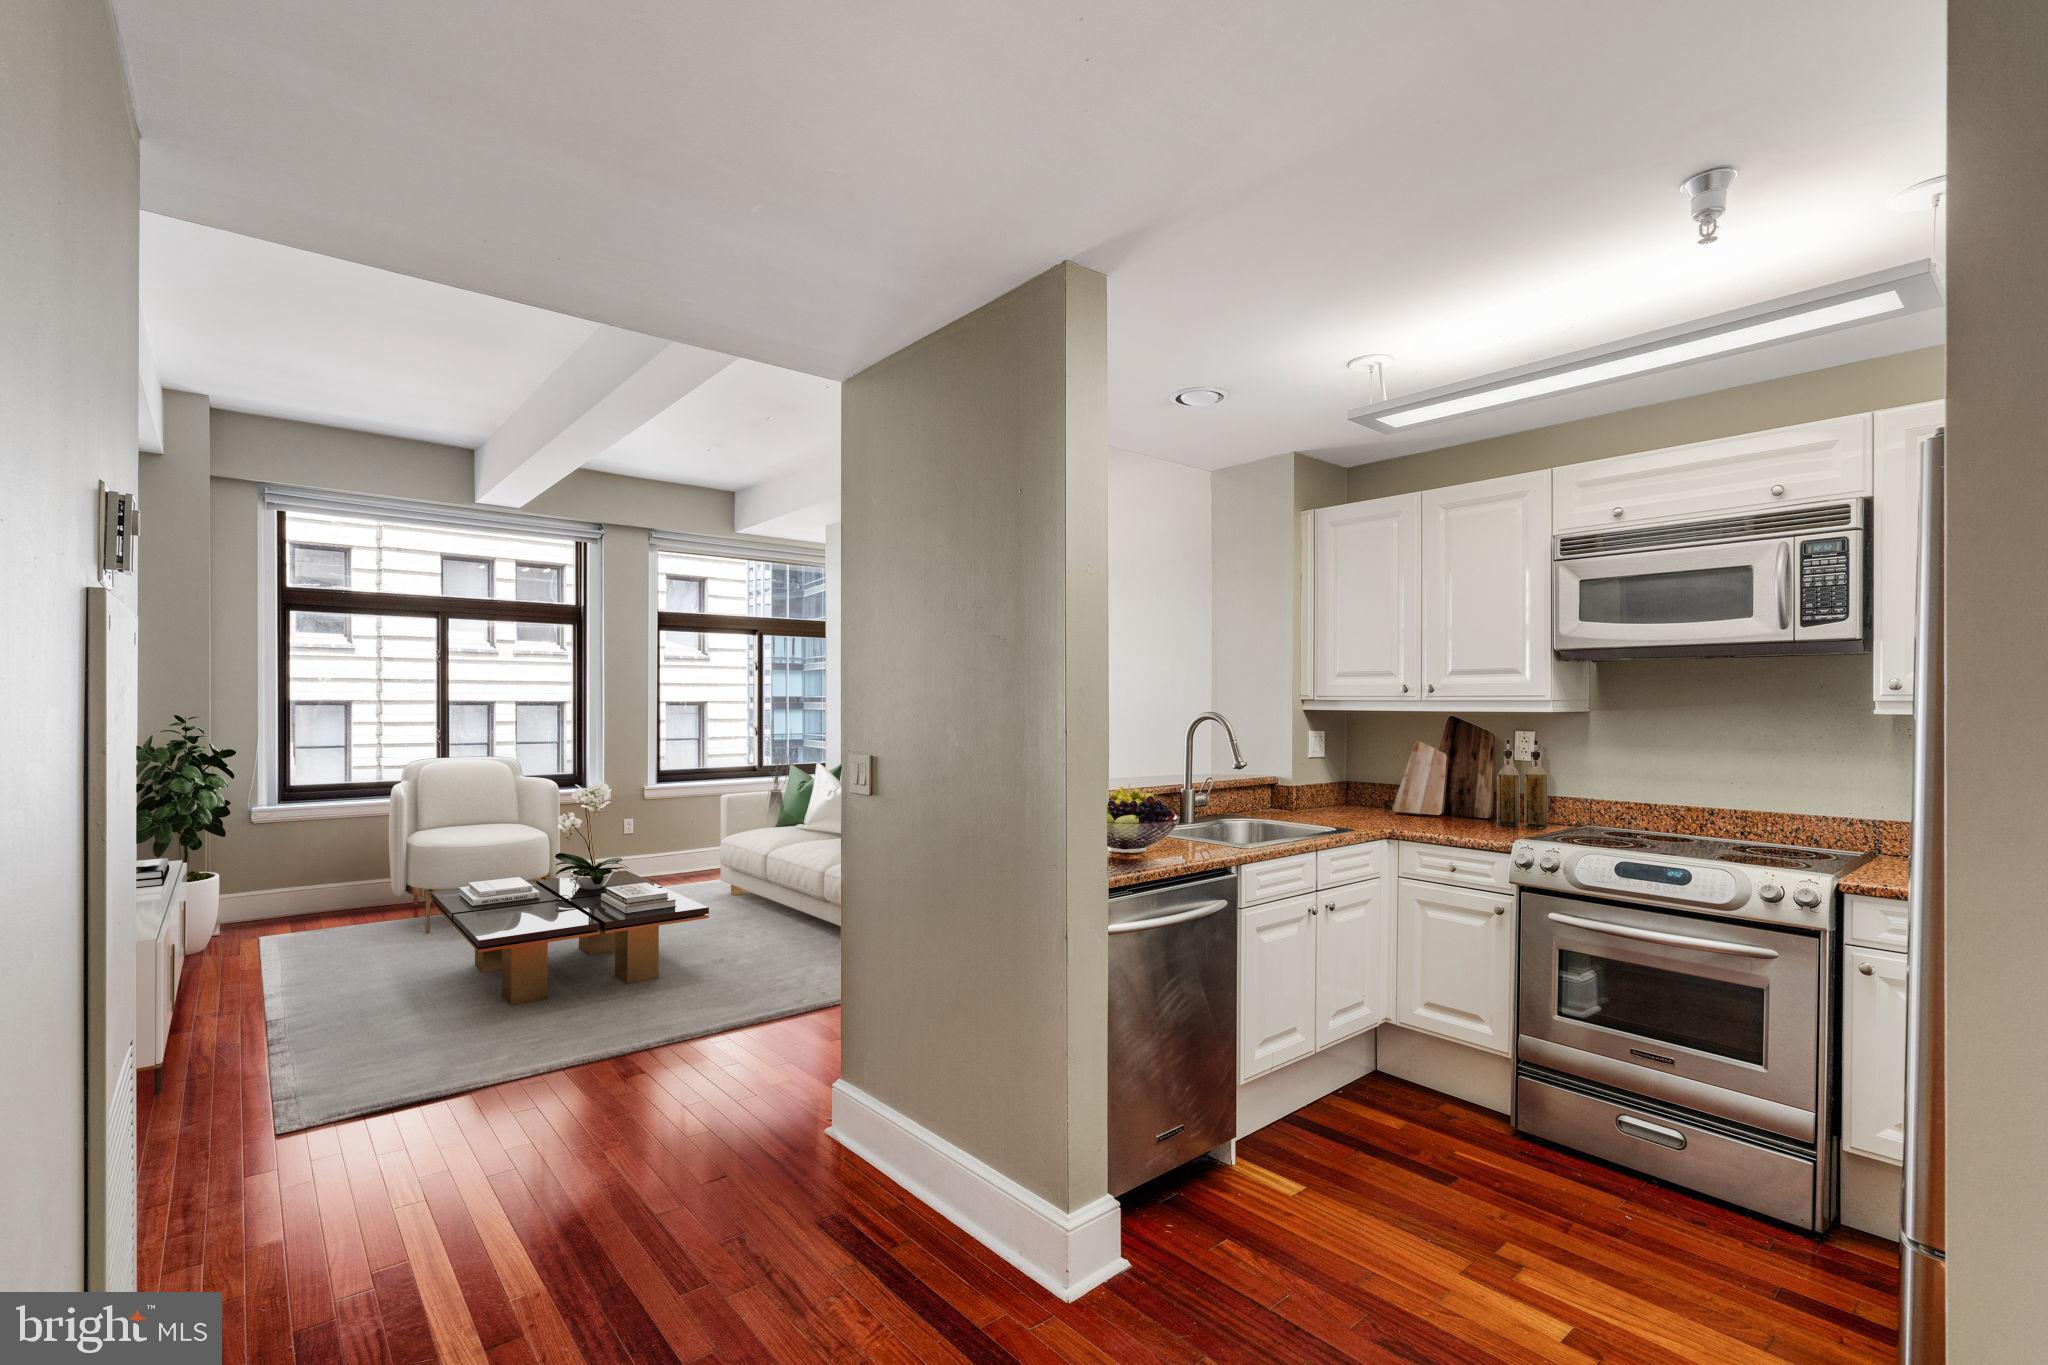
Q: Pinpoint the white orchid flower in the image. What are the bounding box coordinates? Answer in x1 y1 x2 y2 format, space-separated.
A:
578 782 613 811
558 811 584 833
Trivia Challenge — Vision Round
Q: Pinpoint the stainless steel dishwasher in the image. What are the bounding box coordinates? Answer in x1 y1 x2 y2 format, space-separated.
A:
1107 870 1237 1196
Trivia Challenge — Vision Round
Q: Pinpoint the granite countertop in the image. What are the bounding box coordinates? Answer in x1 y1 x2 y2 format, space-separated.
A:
1841 855 1909 901
1107 801 1912 900
1107 804 1564 891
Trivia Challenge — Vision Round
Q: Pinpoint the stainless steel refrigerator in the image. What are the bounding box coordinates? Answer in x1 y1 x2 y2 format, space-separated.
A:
1900 429 1946 1362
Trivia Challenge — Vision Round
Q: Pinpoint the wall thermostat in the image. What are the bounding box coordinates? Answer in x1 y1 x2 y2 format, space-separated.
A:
99 482 138 576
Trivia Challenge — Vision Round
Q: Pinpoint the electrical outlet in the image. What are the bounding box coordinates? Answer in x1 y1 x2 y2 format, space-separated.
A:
621 818 635 835
1513 730 1537 761
1306 729 1326 759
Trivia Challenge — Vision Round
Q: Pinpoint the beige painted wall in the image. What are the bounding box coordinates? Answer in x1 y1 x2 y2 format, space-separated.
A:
0 0 138 1287
165 408 791 894
1945 3 2048 1356
1292 453 1351 784
840 262 1109 1211
1338 349 1943 819
139 391 215 822
1208 452 1351 785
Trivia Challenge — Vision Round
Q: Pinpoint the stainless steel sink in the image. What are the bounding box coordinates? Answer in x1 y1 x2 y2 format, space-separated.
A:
1170 818 1342 848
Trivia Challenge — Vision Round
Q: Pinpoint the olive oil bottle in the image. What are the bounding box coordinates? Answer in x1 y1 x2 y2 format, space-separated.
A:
1523 748 1551 827
1494 747 1521 828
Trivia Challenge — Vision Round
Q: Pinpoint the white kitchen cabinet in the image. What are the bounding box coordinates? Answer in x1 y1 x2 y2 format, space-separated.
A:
1843 944 1911 1164
1847 893 1911 953
1394 878 1516 1055
1313 878 1393 1049
1303 474 1584 712
1237 852 1317 908
1239 892 1318 1080
1872 401 1944 714
1309 495 1421 700
1422 471 1585 704
1551 413 1872 532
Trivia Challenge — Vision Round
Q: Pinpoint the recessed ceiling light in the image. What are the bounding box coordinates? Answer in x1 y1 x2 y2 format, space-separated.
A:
1347 261 1942 434
1174 387 1227 407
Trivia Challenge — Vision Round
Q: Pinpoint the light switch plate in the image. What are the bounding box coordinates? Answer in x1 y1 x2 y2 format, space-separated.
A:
847 752 875 795
1305 729 1326 759
1513 730 1537 761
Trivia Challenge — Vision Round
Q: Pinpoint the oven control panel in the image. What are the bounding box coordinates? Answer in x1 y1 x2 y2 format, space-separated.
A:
1511 840 1841 927
1566 854 1744 909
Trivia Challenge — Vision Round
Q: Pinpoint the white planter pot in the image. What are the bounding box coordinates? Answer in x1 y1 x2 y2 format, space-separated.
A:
183 872 221 955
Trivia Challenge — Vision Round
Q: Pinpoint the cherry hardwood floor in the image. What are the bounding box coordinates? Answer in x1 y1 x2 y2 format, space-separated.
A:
139 874 1899 1363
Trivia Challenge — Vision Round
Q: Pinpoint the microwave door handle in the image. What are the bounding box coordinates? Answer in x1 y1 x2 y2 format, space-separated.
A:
1775 542 1793 631
1545 911 1781 958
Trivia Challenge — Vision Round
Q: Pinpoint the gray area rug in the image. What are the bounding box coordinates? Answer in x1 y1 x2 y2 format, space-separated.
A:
260 884 839 1133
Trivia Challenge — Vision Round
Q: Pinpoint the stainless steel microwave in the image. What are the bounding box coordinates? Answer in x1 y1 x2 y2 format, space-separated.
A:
1553 499 1869 659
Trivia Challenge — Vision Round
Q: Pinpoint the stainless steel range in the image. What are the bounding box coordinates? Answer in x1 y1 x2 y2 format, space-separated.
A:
1509 826 1870 1230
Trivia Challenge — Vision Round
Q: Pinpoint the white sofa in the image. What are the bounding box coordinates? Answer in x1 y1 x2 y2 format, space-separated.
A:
389 756 561 929
719 791 841 926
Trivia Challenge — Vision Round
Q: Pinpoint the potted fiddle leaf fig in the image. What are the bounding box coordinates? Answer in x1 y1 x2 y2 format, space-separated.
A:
137 715 236 954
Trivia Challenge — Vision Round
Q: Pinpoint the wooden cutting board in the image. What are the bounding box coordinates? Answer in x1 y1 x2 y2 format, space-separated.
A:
1391 741 1447 815
1439 716 1499 820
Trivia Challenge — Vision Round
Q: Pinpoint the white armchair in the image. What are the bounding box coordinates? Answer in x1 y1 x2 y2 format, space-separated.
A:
388 757 560 930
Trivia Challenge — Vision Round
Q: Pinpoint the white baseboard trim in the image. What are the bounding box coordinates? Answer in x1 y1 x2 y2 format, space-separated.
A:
828 1080 1126 1302
219 847 720 923
220 877 399 923
621 845 720 876
1237 1031 1377 1139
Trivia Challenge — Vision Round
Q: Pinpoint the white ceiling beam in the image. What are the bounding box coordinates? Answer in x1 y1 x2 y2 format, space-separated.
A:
137 317 164 455
475 328 733 506
734 459 841 543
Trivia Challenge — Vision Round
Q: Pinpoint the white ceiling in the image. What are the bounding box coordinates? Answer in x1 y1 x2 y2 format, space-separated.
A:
142 214 843 511
141 213 596 448
116 0 1945 473
586 361 839 492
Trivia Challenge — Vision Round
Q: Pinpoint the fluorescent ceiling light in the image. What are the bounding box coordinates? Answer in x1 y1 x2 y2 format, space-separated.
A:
1349 261 1943 434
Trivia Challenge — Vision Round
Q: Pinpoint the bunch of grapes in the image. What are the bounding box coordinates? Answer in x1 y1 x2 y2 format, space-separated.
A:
1107 788 1176 825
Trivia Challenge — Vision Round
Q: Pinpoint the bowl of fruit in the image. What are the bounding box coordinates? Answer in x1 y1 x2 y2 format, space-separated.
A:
1107 788 1179 855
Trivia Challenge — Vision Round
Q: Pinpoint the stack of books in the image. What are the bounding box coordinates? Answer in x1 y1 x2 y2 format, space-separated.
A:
459 877 541 908
598 880 675 921
136 858 171 889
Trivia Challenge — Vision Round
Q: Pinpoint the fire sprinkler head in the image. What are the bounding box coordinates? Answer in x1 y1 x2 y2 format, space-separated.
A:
1680 166 1738 245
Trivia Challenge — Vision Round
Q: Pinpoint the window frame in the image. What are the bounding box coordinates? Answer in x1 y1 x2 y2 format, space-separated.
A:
275 512 587 802
652 563 826 784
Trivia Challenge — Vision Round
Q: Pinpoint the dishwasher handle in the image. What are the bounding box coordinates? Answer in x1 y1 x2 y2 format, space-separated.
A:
1108 899 1230 935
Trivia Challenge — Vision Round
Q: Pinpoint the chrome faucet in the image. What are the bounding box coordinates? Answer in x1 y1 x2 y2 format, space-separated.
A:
1182 711 1248 826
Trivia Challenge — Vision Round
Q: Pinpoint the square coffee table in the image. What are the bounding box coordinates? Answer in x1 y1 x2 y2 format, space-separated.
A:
434 879 709 1004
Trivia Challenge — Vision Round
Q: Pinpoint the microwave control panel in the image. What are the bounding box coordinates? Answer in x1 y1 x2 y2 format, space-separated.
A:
1799 537 1852 626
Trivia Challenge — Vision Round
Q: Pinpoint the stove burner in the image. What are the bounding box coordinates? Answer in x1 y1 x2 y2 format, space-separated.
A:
1559 834 1653 850
1719 853 1808 869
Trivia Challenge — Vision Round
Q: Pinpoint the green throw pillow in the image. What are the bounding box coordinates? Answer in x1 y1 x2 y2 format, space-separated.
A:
775 763 841 827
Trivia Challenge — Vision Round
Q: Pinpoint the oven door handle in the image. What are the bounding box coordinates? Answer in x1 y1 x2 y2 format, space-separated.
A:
1776 541 1793 631
1546 911 1780 959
